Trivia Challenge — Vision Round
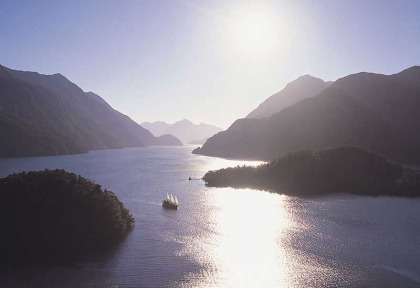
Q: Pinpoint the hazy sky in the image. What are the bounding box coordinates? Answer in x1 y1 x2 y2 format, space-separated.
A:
1 0 419 128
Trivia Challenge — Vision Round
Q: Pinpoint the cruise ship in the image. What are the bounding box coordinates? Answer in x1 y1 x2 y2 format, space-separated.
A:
162 193 178 209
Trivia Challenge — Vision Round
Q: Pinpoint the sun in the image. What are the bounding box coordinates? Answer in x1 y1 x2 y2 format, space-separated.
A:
222 4 285 59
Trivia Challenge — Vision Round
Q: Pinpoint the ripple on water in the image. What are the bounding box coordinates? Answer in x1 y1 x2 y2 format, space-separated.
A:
0 147 419 287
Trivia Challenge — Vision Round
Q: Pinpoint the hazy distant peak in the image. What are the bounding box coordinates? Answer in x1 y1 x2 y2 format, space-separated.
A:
286 75 326 87
176 119 194 125
295 74 323 81
142 120 167 125
140 121 172 137
141 119 222 144
246 74 331 119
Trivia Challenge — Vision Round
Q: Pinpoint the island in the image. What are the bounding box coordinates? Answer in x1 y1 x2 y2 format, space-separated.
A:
0 169 134 264
203 146 420 197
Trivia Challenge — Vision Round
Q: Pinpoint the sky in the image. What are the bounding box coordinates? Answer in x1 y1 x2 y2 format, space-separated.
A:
1 0 419 128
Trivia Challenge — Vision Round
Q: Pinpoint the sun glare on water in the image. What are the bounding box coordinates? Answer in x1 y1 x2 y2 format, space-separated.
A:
181 188 293 287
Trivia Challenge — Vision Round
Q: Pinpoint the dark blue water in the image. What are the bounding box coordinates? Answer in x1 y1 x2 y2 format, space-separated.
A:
0 146 419 287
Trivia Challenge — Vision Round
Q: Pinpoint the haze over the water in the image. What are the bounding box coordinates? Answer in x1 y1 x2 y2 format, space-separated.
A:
1 0 419 128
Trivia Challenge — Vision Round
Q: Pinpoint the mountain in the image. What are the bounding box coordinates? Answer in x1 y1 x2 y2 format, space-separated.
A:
141 119 223 144
193 66 420 164
0 64 181 157
246 75 332 119
141 121 171 137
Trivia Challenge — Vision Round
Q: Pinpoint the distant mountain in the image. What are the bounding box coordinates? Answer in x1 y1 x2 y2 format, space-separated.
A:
0 65 181 157
246 75 331 119
141 121 171 137
141 119 222 144
193 66 420 164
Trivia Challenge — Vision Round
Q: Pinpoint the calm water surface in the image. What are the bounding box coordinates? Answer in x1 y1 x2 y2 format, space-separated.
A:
0 146 419 287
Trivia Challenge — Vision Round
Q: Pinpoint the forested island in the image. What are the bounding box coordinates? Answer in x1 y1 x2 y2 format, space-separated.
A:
0 169 134 265
203 146 420 197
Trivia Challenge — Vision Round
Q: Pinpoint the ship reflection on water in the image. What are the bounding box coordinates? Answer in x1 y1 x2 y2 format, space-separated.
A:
2 148 418 287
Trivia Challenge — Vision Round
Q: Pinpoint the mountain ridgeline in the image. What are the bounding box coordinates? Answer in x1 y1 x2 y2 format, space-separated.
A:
203 146 420 197
141 119 223 144
246 75 332 119
194 66 420 164
0 65 182 158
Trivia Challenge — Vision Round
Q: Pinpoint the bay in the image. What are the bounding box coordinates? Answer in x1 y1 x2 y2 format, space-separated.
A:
0 146 419 287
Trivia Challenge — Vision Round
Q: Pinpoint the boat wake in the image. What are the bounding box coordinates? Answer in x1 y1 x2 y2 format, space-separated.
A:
374 265 420 283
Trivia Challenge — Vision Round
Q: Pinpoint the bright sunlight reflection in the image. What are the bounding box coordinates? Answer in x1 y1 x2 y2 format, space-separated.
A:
201 157 264 172
183 188 293 287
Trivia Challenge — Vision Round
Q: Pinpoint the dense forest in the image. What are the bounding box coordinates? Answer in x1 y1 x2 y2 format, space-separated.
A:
0 169 134 264
203 146 420 197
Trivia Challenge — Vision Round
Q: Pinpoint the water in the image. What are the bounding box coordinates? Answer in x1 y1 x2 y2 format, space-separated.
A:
0 146 419 287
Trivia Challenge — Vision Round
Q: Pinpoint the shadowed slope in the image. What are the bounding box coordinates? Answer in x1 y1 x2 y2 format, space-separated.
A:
194 67 420 164
246 75 331 119
0 65 181 157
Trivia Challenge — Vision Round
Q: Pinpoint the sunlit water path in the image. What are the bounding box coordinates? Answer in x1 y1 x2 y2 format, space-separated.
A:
0 146 419 287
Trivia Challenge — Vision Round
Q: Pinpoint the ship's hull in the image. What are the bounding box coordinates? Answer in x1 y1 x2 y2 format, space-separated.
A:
162 201 178 210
